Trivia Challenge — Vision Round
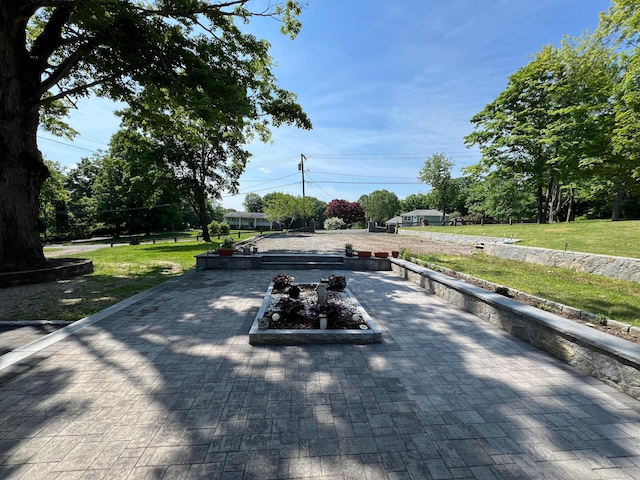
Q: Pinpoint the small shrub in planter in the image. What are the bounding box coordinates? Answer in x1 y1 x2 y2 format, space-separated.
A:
272 273 294 290
344 243 353 256
217 236 235 256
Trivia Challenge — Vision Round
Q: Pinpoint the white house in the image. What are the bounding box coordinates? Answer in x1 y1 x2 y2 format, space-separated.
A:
385 209 449 227
223 212 273 230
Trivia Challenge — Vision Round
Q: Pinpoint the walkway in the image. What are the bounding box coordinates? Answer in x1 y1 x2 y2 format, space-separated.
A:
1 240 640 478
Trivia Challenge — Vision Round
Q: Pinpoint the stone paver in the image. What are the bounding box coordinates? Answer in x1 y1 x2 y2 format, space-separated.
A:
1 234 640 479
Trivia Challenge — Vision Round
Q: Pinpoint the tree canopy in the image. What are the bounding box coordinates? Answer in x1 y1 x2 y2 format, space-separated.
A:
418 154 455 225
243 193 264 213
324 199 365 225
465 30 638 223
0 0 309 269
357 190 400 225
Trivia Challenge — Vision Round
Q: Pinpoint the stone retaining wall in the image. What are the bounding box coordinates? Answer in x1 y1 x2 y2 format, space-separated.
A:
483 243 640 283
390 258 640 400
399 229 640 283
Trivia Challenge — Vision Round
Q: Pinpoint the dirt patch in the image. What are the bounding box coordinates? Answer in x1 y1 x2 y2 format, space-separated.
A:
331 232 477 257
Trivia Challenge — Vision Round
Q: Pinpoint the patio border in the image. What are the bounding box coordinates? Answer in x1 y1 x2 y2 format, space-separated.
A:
390 258 640 400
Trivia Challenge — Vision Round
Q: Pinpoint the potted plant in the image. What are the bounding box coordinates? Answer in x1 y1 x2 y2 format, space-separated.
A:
374 251 388 258
345 243 353 256
217 237 235 256
357 250 372 258
242 244 252 255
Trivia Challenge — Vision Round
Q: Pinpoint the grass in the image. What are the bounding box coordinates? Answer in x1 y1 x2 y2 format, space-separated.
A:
412 251 640 327
63 229 264 245
407 219 640 258
0 232 259 322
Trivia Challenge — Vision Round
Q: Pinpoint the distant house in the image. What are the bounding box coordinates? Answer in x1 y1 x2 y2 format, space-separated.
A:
223 211 273 230
385 209 449 227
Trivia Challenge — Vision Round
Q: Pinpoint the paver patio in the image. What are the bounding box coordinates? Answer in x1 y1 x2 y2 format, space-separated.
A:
1 262 640 478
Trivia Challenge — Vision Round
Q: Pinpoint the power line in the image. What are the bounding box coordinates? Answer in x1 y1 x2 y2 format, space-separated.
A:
307 170 416 180
38 135 97 153
222 181 301 197
305 173 334 201
313 180 422 185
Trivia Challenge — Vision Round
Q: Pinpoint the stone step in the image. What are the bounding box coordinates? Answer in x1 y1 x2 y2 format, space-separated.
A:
260 262 346 270
260 255 344 264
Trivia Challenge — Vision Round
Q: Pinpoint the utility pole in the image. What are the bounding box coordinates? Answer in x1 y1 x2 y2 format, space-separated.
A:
298 153 306 198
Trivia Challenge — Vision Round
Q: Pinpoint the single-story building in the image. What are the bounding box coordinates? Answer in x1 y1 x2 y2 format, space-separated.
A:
223 211 274 230
385 209 449 227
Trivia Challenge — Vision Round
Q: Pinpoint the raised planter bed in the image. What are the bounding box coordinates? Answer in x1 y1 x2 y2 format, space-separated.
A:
249 282 382 345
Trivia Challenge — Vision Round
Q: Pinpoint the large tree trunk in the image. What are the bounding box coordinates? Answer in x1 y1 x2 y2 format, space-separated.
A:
0 116 49 270
0 6 49 270
197 196 211 242
548 179 562 224
536 184 545 224
611 180 625 222
565 187 575 223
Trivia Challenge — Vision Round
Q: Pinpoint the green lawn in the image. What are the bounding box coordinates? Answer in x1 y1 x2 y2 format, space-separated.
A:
62 229 247 245
1 233 259 321
407 219 640 258
411 251 640 327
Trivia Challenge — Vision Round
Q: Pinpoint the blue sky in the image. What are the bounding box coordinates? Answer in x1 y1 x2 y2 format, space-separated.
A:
38 0 611 211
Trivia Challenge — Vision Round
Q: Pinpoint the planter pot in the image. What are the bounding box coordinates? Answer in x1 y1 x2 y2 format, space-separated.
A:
345 248 353 257
319 314 328 330
357 251 372 258
391 251 399 258
217 248 234 256
374 252 388 258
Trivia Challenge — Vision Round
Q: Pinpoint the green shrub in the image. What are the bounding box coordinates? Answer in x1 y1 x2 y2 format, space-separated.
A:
208 220 220 235
219 222 230 235
221 236 235 248
324 217 345 230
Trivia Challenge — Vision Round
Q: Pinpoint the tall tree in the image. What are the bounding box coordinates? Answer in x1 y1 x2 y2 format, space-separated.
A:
463 164 536 222
263 192 298 228
105 129 184 233
39 159 69 238
418 153 455 226
65 156 100 238
357 190 400 224
399 193 433 213
465 35 626 223
243 193 264 212
0 0 307 270
598 2 640 218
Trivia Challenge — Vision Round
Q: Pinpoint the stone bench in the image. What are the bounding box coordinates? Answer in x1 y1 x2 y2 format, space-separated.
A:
390 258 640 400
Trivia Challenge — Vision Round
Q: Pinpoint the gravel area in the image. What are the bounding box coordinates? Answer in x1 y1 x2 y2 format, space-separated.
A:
253 230 476 256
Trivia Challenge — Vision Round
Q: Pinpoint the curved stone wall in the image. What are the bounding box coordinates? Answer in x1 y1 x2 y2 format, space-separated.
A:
400 229 640 283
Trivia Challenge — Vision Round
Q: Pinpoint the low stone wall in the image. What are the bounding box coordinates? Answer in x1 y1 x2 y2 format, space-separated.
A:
399 229 640 283
483 243 640 283
0 258 94 287
390 258 640 400
195 253 392 271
